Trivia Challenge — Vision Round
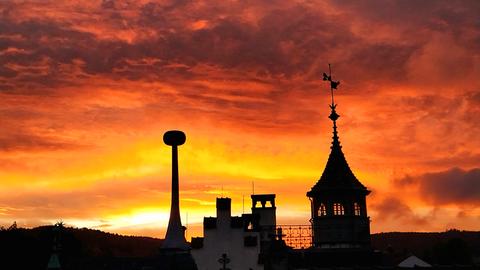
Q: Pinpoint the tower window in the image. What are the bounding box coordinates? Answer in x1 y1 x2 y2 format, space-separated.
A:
333 203 344 215
318 203 327 216
354 202 361 216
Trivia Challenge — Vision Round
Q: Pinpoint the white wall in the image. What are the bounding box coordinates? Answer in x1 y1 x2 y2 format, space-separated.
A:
192 215 262 270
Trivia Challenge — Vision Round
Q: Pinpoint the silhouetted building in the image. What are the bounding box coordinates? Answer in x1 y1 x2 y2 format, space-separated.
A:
282 65 381 268
306 103 371 248
191 195 278 270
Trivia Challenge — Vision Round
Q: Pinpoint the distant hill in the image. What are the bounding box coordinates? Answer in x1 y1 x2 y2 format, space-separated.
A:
371 230 480 265
0 223 163 269
1 224 479 268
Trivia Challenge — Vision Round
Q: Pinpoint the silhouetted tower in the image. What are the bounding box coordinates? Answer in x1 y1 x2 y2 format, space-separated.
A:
46 223 62 270
159 130 198 270
307 65 371 249
251 194 277 260
162 130 189 250
251 194 276 240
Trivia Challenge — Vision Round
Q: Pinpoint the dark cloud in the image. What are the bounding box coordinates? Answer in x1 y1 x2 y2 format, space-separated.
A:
0 132 83 152
1 0 477 97
393 174 416 187
0 65 18 78
331 0 480 31
342 42 418 83
372 197 429 226
458 91 480 133
394 167 480 205
0 1 412 88
0 0 477 145
331 0 480 86
418 168 480 205
465 90 480 106
421 153 480 169
101 0 115 9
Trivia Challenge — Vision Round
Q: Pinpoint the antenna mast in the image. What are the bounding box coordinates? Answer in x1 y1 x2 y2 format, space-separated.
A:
329 64 334 106
242 195 245 214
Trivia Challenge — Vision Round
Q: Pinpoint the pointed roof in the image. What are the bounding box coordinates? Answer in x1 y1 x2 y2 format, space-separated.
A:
308 106 368 196
398 255 432 268
47 253 61 270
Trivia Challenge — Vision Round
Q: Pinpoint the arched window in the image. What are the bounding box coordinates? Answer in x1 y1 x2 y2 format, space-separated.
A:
333 203 344 215
354 202 361 216
318 203 327 216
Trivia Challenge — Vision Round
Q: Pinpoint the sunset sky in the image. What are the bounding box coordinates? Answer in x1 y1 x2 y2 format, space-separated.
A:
1 0 479 239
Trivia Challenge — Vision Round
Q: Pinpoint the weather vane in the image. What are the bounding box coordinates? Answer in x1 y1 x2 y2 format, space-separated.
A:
323 63 340 122
323 63 340 107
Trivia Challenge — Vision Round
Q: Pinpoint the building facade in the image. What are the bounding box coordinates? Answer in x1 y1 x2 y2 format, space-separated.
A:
191 195 277 270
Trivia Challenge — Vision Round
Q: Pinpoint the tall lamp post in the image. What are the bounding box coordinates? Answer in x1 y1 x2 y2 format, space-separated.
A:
162 130 189 250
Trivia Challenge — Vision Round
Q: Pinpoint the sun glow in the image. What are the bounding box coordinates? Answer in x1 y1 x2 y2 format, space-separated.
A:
107 209 171 229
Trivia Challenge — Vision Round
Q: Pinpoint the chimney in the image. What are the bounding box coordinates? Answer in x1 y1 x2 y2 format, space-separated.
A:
216 198 231 228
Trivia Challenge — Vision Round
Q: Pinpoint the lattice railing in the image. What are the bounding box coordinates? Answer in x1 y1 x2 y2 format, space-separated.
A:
276 225 312 249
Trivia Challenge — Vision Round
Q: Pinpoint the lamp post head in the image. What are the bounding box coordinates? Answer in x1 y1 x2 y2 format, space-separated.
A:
163 130 186 146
